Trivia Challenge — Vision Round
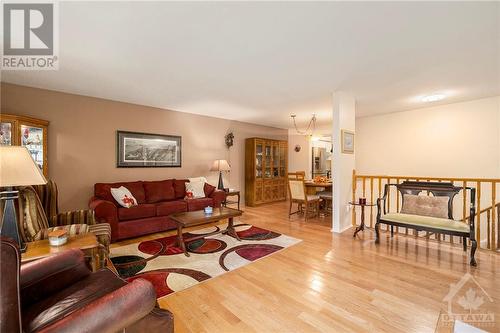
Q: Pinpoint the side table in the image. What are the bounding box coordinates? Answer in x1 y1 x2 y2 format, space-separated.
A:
223 190 241 210
21 233 101 271
350 201 376 237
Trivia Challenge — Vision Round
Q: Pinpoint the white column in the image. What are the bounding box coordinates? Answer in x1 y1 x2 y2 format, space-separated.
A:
332 92 356 233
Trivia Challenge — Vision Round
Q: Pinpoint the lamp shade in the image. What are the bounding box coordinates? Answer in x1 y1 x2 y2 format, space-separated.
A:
0 146 47 187
210 159 231 172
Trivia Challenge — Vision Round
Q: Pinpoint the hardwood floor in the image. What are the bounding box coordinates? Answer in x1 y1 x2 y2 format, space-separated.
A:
112 202 500 333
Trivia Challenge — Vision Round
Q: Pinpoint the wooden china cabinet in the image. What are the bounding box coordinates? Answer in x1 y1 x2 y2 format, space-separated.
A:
0 114 49 177
245 138 288 206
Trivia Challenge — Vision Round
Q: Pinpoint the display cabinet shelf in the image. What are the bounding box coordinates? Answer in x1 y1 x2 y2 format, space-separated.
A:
0 114 49 177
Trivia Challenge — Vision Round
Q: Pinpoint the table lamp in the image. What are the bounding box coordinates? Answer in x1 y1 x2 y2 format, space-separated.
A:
0 146 47 252
210 159 231 190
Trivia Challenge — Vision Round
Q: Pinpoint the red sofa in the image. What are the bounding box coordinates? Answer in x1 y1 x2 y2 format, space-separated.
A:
89 179 225 242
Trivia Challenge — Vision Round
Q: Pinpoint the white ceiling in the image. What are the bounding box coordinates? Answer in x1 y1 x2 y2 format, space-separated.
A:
2 1 499 129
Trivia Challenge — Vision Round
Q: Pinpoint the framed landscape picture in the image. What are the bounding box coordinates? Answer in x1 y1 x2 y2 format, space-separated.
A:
341 129 354 154
117 131 181 167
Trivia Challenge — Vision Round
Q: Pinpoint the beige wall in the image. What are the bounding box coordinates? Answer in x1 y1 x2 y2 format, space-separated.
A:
287 130 311 177
1 83 287 211
356 96 500 178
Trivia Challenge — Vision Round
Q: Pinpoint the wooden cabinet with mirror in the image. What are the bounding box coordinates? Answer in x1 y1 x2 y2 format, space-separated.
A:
0 114 49 177
245 138 287 206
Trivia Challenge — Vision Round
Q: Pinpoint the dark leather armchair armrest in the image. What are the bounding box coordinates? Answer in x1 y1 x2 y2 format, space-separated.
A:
89 198 119 241
20 249 90 306
39 279 157 333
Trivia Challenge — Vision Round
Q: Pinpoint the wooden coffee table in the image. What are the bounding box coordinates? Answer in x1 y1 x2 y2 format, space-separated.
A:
169 207 243 256
21 233 101 271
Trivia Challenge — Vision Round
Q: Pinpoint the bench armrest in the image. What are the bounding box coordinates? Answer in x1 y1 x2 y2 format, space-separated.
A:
469 187 476 239
377 184 391 219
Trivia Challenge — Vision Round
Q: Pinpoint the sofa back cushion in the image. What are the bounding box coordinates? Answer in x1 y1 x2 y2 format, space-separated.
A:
94 181 146 204
143 180 175 203
173 179 188 199
401 194 449 219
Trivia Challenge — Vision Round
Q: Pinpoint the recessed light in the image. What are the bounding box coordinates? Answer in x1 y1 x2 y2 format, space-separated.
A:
421 94 445 102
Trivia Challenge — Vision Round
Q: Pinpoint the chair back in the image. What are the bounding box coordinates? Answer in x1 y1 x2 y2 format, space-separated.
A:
288 171 305 180
17 186 50 242
0 237 22 333
288 178 306 201
33 179 59 220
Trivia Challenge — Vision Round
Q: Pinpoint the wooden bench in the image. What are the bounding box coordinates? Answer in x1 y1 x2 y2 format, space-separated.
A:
375 181 477 266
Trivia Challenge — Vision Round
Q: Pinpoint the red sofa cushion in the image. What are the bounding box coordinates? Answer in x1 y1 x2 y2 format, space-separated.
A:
143 180 175 203
95 181 146 204
118 204 156 221
186 198 214 212
156 200 187 217
173 179 188 199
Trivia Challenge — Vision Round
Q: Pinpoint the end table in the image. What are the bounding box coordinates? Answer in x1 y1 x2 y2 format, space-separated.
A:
21 233 101 271
350 201 376 237
223 190 240 210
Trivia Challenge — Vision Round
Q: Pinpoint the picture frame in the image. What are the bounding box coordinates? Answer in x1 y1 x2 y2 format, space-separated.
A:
341 129 354 154
116 130 182 167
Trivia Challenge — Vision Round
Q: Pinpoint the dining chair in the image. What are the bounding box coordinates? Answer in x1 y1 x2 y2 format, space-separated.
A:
288 171 305 180
287 173 321 221
318 191 333 216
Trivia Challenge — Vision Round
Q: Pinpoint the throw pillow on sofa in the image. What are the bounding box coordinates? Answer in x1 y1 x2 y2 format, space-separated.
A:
111 186 138 208
187 177 207 198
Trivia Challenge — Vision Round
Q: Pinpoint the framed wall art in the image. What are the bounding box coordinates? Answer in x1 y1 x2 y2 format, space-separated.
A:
341 129 354 154
116 130 182 167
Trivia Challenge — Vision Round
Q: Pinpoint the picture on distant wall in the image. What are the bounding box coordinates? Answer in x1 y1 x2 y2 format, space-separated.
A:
117 131 181 167
341 129 354 154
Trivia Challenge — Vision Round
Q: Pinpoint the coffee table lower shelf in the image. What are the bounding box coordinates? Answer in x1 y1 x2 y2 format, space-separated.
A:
169 207 243 257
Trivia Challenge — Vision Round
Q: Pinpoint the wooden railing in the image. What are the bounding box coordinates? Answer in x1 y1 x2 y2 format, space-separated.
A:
352 170 500 251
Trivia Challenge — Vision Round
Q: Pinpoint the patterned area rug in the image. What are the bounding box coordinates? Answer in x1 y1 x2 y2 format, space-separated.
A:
110 224 301 299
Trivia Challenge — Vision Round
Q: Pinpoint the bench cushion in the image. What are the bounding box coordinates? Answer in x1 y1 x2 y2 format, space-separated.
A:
381 213 470 233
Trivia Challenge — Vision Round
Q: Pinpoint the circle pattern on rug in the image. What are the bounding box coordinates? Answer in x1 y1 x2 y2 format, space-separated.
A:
110 255 147 278
232 224 281 241
219 244 284 271
187 238 227 254
127 268 211 298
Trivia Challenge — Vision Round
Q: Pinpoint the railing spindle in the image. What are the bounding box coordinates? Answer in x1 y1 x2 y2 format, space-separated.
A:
462 181 467 226
387 177 391 231
352 170 357 227
370 177 374 228
487 210 491 250
476 181 481 248
491 181 496 250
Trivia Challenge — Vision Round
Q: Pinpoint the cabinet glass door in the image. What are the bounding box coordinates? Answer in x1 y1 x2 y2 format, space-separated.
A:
0 122 13 145
256 143 263 178
264 143 272 178
279 144 286 177
272 143 279 177
20 125 44 171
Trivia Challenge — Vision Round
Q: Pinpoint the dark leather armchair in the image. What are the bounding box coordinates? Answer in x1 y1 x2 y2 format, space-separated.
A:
0 237 174 333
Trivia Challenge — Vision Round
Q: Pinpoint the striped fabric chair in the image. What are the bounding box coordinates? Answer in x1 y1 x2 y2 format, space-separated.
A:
18 182 110 266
